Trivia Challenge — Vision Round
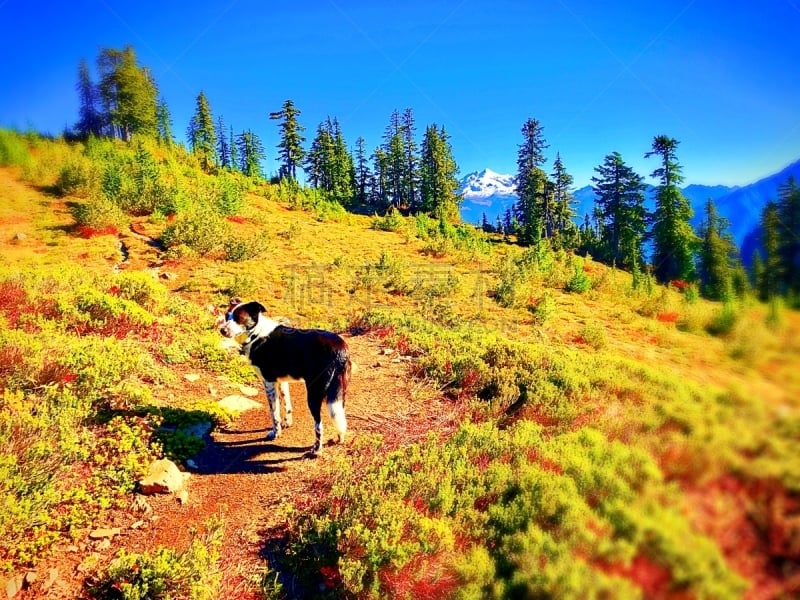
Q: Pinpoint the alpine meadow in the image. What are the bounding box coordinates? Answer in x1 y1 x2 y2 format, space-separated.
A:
1 43 800 600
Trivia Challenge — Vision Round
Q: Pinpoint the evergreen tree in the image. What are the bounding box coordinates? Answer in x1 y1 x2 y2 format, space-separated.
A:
591 152 647 270
382 110 406 209
270 99 305 181
758 201 783 301
74 59 104 138
369 147 391 212
96 46 158 141
419 124 461 221
305 117 354 205
777 176 800 298
216 116 231 169
402 108 420 211
236 130 265 178
550 153 578 248
646 135 698 283
353 136 371 207
155 98 174 147
188 92 217 172
229 125 239 173
513 118 549 245
697 198 739 300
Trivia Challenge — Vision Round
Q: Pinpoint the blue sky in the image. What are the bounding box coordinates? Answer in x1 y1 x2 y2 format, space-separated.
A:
1 0 798 188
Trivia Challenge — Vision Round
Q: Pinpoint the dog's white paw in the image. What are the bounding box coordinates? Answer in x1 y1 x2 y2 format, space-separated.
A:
284 413 294 428
265 429 281 441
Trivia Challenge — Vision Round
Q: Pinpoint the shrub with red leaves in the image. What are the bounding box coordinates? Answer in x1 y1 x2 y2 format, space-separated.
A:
75 225 119 239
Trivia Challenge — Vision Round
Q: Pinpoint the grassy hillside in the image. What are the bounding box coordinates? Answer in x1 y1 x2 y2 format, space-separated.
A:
1 130 798 599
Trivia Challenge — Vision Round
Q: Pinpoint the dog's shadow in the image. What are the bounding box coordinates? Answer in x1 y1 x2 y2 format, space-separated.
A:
191 428 315 475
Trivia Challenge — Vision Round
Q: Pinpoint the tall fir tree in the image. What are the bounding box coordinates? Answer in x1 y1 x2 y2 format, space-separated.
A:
155 98 174 147
370 147 391 212
591 152 647 270
270 99 305 181
96 46 159 141
777 176 800 298
646 135 698 283
229 125 239 173
305 117 354 205
513 118 549 245
236 130 265 178
353 136 371 207
188 92 217 173
74 58 104 139
382 110 406 209
401 108 420 211
697 198 739 300
216 116 231 169
758 201 783 301
419 124 461 221
550 153 578 248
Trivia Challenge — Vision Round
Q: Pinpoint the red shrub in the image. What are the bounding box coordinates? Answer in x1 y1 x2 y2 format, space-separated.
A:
656 312 679 324
75 225 119 238
226 215 248 224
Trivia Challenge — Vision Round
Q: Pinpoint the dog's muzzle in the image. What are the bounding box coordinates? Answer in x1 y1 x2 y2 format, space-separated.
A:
220 319 249 345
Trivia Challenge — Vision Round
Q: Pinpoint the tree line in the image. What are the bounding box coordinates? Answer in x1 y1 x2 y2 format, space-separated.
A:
70 45 799 305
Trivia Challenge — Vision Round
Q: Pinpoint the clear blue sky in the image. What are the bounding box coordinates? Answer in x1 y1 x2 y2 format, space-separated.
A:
1 0 798 188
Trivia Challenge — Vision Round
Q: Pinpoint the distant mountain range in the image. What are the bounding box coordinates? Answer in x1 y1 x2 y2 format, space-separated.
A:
459 159 800 254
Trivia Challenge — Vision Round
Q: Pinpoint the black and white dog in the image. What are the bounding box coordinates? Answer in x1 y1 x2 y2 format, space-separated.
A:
219 301 349 455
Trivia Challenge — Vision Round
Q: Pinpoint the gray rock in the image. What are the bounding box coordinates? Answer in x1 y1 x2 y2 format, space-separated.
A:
138 459 190 495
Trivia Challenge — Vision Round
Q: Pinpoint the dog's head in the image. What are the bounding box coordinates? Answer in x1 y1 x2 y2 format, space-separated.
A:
218 300 276 345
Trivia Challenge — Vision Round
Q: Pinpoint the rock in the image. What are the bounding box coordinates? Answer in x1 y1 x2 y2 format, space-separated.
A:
238 385 259 397
24 572 36 586
218 395 262 413
177 489 189 504
131 494 152 514
381 347 394 355
95 539 112 551
42 569 59 592
160 271 177 280
5 574 23 599
89 527 120 539
138 459 190 495
130 520 145 530
12 232 26 242
184 373 201 383
208 384 218 397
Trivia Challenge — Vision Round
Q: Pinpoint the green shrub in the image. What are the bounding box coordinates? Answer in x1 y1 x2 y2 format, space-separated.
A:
565 265 592 294
0 129 32 167
161 204 229 256
371 207 405 232
223 231 270 262
527 291 557 325
71 195 127 232
55 156 98 197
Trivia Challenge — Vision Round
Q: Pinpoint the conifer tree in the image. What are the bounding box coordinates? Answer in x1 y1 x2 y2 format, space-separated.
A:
96 46 158 141
270 99 305 181
353 136 371 207
236 130 265 178
75 59 104 139
216 116 231 169
758 201 783 301
514 118 549 245
646 135 698 283
591 152 647 270
370 147 390 212
305 117 354 205
188 92 217 172
155 98 174 147
550 153 578 248
382 110 406 209
229 125 239 173
697 198 739 300
419 124 461 221
402 108 420 211
777 176 800 298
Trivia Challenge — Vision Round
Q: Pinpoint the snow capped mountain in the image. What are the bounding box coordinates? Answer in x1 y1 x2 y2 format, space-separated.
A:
459 169 516 224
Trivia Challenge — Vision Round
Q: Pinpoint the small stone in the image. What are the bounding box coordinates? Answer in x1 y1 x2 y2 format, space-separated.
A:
208 384 218 397
177 490 189 504
381 347 394 355
130 520 145 530
5 574 23 599
89 527 121 540
218 395 262 413
184 373 201 383
43 569 59 591
24 572 37 585
238 385 259 397
95 539 112 551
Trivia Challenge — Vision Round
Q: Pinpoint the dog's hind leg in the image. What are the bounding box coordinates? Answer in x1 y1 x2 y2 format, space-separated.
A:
279 381 293 427
308 398 323 455
327 399 347 444
263 380 282 441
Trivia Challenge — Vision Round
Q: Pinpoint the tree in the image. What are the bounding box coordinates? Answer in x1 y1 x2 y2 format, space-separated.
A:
758 201 783 301
74 59 104 139
216 116 231 169
155 98 174 147
513 118 549 245
270 100 305 181
401 108 420 211
550 153 578 248
777 176 800 298
236 130 265 178
697 198 739 300
591 152 647 270
229 125 239 173
305 117 354 205
188 92 217 172
646 135 698 283
353 136 371 207
96 46 158 141
419 124 461 221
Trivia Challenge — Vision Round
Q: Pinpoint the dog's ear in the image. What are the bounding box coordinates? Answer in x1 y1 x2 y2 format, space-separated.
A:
252 301 267 314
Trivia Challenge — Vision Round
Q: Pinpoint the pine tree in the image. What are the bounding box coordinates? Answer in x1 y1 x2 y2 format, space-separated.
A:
382 110 406 209
270 100 305 181
188 92 217 172
697 198 739 300
550 153 578 248
514 118 549 245
758 201 783 301
369 147 391 212
419 124 461 221
155 98 174 147
353 136 371 207
96 46 158 141
402 108 420 211
236 130 265 178
777 176 800 298
229 125 239 173
305 117 354 205
646 135 698 283
216 116 231 169
74 59 104 139
591 152 647 270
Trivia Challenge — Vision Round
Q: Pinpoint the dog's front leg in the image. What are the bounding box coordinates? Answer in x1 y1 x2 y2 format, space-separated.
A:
263 381 282 441
279 381 293 427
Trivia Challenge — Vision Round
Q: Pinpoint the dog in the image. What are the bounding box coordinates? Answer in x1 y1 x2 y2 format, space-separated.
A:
219 300 349 455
